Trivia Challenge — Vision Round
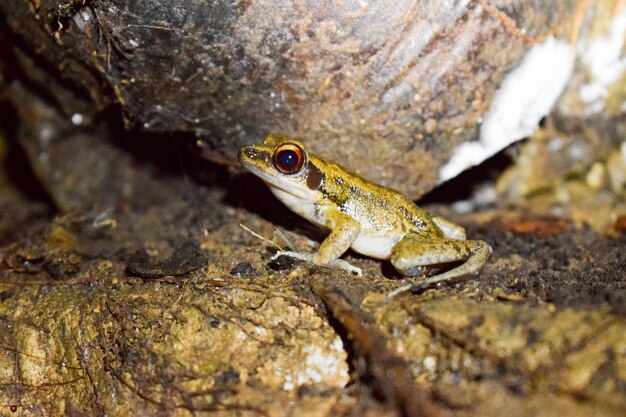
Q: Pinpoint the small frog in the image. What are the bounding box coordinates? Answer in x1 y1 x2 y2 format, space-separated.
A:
238 133 492 296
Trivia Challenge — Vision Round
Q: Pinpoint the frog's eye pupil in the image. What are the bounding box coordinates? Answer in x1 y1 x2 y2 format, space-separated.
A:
277 150 298 169
274 144 304 174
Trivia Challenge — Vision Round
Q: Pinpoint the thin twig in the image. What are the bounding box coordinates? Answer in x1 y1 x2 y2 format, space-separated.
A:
239 224 284 250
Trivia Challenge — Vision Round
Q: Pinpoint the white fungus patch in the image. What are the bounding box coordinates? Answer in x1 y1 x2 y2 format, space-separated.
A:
282 374 295 391
423 356 437 373
579 7 626 113
279 336 349 391
301 338 349 386
439 36 575 183
71 113 84 125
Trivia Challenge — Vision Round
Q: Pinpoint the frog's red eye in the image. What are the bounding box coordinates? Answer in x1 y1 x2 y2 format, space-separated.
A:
273 143 305 174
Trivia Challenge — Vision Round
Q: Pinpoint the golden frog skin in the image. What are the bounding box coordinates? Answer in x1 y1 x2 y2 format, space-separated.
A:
238 133 492 296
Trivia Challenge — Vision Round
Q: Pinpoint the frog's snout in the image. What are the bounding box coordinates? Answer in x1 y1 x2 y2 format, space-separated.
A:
237 146 256 165
238 146 270 165
237 146 247 163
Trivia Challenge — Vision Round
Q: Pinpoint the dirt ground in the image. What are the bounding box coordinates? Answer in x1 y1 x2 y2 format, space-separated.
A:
0 142 624 416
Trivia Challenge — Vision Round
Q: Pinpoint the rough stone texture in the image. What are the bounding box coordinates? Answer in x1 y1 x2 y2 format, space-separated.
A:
1 0 586 198
497 0 626 229
1 113 625 415
0 196 625 416
1 1 625 416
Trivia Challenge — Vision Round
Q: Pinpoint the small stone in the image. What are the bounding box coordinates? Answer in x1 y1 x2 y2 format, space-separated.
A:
586 162 607 190
268 255 297 271
230 262 258 278
424 118 438 134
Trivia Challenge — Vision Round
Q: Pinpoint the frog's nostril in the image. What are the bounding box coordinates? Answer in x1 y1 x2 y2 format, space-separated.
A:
238 146 272 165
238 146 253 161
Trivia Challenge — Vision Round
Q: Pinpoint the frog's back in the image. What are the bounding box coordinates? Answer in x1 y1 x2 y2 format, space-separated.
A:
311 155 442 238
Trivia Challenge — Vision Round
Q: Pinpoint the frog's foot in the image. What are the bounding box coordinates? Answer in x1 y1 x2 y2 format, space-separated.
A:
326 258 363 276
382 282 416 302
272 251 363 276
385 235 492 301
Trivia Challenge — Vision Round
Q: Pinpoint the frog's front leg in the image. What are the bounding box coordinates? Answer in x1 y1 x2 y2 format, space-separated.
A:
273 208 363 276
387 233 492 298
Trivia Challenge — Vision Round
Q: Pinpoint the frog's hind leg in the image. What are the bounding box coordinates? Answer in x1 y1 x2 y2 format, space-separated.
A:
388 234 492 299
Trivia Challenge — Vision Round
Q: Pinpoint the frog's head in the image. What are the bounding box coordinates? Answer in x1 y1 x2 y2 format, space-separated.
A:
238 133 324 201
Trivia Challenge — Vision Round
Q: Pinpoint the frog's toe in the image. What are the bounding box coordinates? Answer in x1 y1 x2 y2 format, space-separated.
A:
383 283 414 302
398 265 428 278
271 250 286 261
330 259 362 276
271 251 362 276
382 280 431 303
271 250 317 264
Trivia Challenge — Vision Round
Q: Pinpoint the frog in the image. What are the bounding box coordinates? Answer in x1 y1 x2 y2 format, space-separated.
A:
238 133 492 297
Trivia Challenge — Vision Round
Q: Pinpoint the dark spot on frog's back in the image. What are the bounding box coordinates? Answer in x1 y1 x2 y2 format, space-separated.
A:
307 162 324 190
349 184 364 197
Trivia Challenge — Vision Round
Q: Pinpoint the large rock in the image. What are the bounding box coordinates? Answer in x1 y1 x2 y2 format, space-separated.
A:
2 0 604 199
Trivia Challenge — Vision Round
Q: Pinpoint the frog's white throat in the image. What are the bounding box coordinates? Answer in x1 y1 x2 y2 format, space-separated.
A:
250 165 319 202
241 161 314 201
266 181 318 204
267 185 324 226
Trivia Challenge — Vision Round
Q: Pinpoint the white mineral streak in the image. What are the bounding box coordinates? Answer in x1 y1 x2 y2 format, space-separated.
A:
579 7 626 113
282 337 349 391
439 36 575 183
